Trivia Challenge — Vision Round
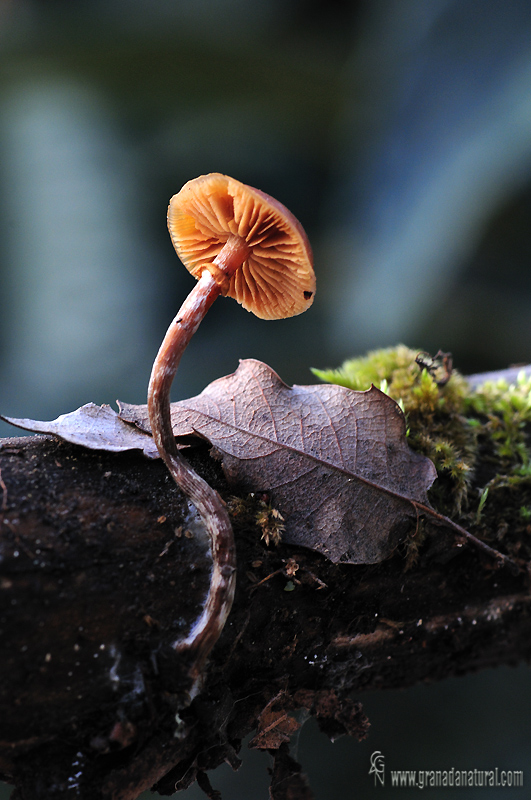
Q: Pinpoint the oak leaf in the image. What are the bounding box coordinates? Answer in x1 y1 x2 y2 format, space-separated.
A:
119 359 437 564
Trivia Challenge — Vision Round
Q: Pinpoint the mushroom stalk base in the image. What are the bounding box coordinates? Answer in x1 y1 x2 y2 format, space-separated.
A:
147 270 236 679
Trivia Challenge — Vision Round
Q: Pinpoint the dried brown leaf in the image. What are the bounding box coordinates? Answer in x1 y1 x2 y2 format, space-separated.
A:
248 709 301 751
1 403 159 459
119 359 437 564
248 691 302 751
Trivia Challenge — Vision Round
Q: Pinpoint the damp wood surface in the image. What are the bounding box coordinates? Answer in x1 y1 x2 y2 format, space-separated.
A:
0 433 530 799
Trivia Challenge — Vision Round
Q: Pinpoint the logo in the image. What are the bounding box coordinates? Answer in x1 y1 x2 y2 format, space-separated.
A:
369 750 385 786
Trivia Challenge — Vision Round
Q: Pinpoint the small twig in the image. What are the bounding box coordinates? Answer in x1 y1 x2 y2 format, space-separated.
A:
250 567 285 592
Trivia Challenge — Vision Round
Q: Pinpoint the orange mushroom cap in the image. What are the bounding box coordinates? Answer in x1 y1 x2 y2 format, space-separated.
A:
167 173 315 320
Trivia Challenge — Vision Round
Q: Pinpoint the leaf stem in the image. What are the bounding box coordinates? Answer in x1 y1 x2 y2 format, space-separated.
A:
413 501 521 575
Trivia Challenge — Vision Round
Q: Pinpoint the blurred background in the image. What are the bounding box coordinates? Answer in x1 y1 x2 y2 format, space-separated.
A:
0 0 530 797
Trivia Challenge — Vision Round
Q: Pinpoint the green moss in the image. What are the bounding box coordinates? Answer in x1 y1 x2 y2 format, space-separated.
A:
465 371 531 469
312 344 418 393
312 346 531 558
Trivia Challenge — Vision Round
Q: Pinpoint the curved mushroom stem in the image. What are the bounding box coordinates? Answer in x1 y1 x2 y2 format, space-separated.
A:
147 236 249 680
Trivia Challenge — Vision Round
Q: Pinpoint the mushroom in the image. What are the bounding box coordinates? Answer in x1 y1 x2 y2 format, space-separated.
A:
147 173 315 678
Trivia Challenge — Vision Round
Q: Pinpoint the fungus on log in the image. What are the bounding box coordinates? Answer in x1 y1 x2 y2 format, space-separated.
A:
147 174 315 681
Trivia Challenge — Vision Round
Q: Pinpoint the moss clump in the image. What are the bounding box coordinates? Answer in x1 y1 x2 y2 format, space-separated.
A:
313 346 531 558
466 371 531 469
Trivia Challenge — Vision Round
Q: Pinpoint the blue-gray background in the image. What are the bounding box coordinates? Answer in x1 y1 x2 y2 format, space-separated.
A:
0 1 529 798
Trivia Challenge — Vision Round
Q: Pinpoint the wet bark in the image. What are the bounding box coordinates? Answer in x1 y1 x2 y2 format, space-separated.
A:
0 428 529 800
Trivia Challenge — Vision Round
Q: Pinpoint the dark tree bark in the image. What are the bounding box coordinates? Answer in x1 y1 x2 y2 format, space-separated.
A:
0 423 530 799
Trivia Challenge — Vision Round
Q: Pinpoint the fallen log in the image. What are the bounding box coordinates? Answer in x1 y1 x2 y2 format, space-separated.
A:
0 419 529 799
